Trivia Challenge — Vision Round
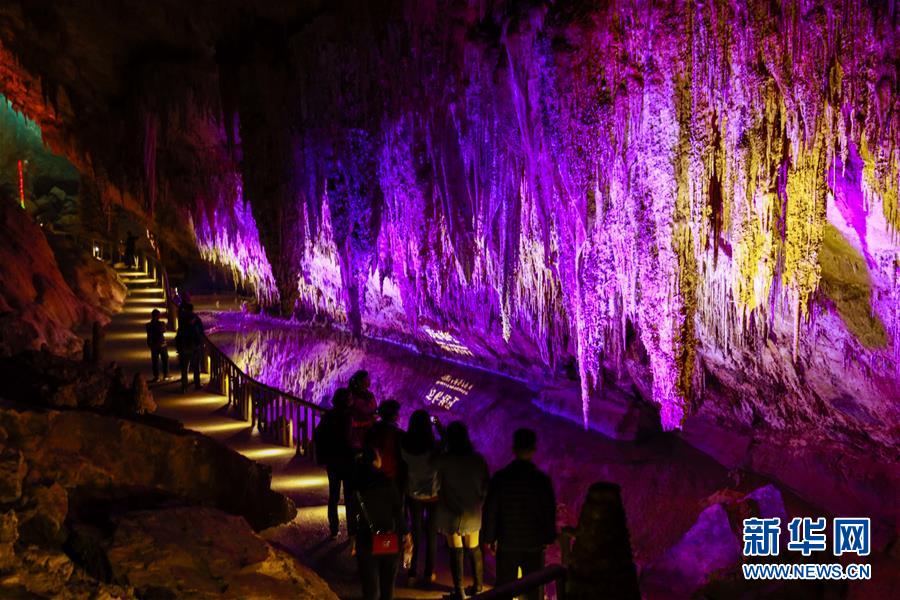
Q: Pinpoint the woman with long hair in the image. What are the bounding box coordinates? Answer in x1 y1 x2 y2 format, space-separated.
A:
349 447 409 600
434 421 489 598
400 410 440 586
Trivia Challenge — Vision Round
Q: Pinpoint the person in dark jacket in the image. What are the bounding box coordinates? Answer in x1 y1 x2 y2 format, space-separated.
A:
315 388 354 538
435 421 490 598
481 428 556 600
124 230 137 268
400 410 440 586
175 303 203 393
366 400 404 490
349 370 377 449
145 308 169 382
349 447 411 600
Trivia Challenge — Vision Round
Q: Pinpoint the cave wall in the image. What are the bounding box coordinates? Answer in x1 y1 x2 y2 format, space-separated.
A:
213 0 899 442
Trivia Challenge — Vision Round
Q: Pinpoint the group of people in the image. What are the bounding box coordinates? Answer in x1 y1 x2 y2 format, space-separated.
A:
144 290 205 394
314 370 556 600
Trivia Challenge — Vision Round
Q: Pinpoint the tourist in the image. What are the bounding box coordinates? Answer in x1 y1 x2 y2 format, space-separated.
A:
124 230 137 268
175 289 192 327
349 447 410 600
366 400 405 491
175 302 204 393
434 421 489 598
349 369 377 449
400 410 441 586
145 308 169 382
314 387 354 538
482 428 556 600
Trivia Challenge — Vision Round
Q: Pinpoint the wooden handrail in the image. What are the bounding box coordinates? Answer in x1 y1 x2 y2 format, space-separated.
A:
83 235 325 457
200 331 323 413
471 564 567 600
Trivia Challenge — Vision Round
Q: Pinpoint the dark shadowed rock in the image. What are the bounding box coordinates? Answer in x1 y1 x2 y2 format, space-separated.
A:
0 511 18 571
0 351 155 415
566 482 640 600
130 373 157 415
0 407 294 530
18 482 68 547
106 507 338 599
0 449 26 504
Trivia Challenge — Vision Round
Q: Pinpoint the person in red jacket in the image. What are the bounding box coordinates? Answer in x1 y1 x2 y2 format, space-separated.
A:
349 370 377 449
365 400 405 491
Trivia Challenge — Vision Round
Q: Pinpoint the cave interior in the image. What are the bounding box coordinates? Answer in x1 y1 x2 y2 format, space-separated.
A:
0 0 897 598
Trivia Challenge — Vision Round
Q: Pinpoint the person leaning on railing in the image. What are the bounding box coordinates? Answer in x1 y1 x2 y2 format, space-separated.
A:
175 302 204 393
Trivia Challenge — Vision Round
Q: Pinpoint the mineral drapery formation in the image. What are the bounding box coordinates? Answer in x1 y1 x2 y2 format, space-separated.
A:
0 2 896 440
214 1 899 433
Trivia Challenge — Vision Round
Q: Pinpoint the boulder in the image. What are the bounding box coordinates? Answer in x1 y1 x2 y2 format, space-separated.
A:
0 200 95 357
0 449 26 504
16 546 75 596
0 407 294 530
18 483 68 546
48 186 66 204
0 351 155 413
106 507 338 600
641 485 787 599
33 193 55 209
47 233 127 318
56 213 79 230
0 541 136 598
0 511 18 571
130 373 157 414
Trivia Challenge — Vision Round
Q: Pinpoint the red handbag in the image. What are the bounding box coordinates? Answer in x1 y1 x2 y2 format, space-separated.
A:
371 531 400 555
357 492 400 556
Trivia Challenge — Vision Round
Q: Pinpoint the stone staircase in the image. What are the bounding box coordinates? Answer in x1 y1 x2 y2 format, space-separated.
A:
106 265 453 599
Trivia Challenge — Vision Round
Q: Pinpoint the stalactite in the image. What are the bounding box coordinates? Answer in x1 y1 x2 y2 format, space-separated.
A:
12 0 876 433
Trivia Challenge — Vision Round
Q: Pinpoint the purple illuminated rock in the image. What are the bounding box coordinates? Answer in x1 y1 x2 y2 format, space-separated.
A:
641 484 787 599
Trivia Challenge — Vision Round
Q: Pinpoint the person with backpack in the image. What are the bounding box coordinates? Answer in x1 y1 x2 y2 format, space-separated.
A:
482 428 557 600
434 421 490 599
145 308 169 382
315 388 354 539
365 400 405 492
400 410 441 587
349 447 411 600
175 302 203 393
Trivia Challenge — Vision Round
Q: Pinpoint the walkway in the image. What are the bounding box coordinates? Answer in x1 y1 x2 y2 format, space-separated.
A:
105 266 454 600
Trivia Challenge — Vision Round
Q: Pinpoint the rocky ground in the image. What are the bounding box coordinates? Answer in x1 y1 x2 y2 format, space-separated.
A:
0 352 338 599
